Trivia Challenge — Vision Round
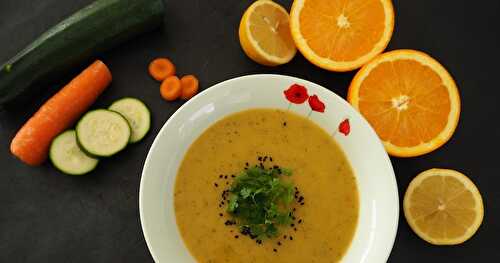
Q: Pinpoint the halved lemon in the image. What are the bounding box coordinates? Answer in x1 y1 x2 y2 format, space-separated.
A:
348 49 461 157
239 0 297 66
290 0 395 72
404 169 484 245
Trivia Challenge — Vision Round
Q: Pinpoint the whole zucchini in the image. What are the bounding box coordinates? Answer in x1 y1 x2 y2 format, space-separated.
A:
0 0 164 106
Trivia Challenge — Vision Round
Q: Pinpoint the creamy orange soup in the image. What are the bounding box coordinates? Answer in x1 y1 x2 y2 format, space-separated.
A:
174 109 359 262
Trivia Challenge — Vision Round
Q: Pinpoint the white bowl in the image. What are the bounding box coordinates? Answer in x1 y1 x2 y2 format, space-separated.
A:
140 74 399 263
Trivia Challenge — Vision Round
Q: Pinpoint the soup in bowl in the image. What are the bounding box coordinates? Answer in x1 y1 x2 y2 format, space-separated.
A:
140 75 398 263
176 109 359 262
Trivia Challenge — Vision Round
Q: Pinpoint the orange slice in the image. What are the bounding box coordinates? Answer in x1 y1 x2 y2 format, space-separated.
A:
348 49 461 157
290 0 395 72
404 169 484 245
239 0 297 66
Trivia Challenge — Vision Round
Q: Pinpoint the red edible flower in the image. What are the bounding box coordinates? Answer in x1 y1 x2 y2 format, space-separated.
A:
284 84 309 104
339 119 350 136
308 95 325 113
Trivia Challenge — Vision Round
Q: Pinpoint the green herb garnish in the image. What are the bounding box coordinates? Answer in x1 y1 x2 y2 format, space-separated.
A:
226 165 294 240
4 64 12 73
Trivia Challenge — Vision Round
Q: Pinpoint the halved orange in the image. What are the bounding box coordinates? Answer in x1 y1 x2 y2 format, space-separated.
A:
290 0 395 72
348 49 461 157
239 0 297 66
404 169 484 245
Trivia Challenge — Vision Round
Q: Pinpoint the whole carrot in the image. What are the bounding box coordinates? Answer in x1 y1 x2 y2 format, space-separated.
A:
10 60 112 166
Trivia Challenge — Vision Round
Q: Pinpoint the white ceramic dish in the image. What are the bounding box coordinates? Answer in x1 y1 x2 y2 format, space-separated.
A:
140 74 399 263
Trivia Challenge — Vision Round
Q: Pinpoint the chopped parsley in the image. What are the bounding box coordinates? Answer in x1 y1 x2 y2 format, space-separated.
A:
226 165 295 240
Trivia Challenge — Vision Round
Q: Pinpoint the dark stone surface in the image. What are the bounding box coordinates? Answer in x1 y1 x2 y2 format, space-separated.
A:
0 0 498 262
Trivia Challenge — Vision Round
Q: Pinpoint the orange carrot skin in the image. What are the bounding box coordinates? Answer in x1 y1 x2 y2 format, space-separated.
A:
149 58 175 81
10 60 112 166
160 76 182 101
180 75 199 100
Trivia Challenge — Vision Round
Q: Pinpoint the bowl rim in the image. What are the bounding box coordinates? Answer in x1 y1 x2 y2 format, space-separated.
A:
139 74 399 263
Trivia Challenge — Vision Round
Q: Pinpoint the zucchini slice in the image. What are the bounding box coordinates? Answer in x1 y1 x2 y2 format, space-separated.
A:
76 109 131 157
108 97 151 143
49 130 99 175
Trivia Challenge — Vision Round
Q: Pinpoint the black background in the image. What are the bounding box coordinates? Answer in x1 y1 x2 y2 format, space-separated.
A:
0 0 498 262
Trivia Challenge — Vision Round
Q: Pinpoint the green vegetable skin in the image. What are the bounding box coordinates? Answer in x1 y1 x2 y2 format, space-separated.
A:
76 109 131 158
227 166 295 239
50 130 99 175
0 0 164 106
108 97 151 143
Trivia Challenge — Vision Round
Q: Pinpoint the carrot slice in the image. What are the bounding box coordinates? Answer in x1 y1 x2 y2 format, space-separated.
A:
10 60 112 166
160 76 182 101
149 58 176 81
180 75 199 100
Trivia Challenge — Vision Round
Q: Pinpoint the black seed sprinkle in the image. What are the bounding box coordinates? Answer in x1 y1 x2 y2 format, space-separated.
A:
300 203 305 206
241 226 251 235
294 228 297 231
277 241 281 246
270 157 273 162
298 219 302 224
293 208 296 212
231 174 236 178
245 162 249 167
219 213 223 217
224 175 228 179
283 235 287 239
224 220 236 226
219 175 223 178
235 235 239 239
256 239 262 244
273 249 277 252
291 224 295 227
263 156 268 162
214 183 218 187
258 157 262 161
289 236 293 241
283 122 287 126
